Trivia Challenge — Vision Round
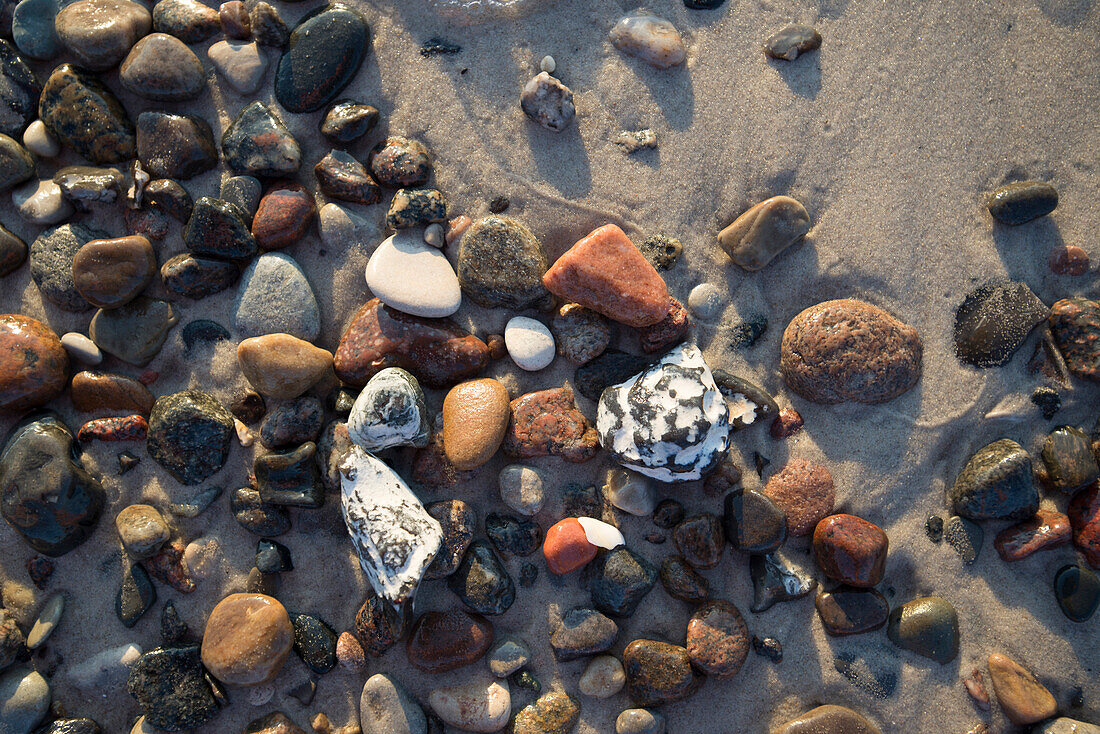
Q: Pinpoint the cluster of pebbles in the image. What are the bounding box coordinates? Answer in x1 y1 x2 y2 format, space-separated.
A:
0 1 1093 734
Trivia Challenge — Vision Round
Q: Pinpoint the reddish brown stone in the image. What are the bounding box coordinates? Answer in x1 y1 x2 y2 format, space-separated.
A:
703 459 742 497
77 414 148 441
543 518 597 575
0 315 68 412
638 297 689 353
201 593 293 686
405 609 493 673
1069 482 1100 568
764 459 836 537
125 206 170 241
146 541 197 593
219 0 250 38
812 514 888 587
333 299 490 388
411 430 474 490
252 183 316 250
487 334 507 360
770 407 804 438
354 592 403 657
502 387 599 462
542 224 669 327
71 235 157 309
70 371 154 415
1049 297 1100 381
685 600 749 679
672 513 724 570
994 508 1071 562
1049 245 1089 276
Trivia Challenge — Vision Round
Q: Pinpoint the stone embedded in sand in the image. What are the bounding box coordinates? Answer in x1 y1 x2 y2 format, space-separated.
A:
718 195 810 271
609 11 685 68
365 230 461 318
616 709 666 734
71 371 153 415
1053 565 1100 623
406 608 493 673
0 315 67 411
773 705 882 734
749 552 815 612
987 652 1057 725
425 499 476 580
637 297 689 354
234 252 321 341
359 674 427 734
543 224 669 327
813 514 888 587
252 184 316 251
521 71 575 132
119 33 205 102
815 588 890 636
208 39 267 94
428 678 510 734
543 518 598 575
513 691 581 734
442 378 510 470
340 446 443 606
723 489 787 554
78 414 147 442
458 216 551 310
1069 482 1100 569
954 282 1049 367
659 554 709 603
623 639 701 707
55 0 150 70
334 298 490 388
950 438 1039 521
1035 719 1100 734
72 235 156 309
603 468 655 517
994 508 1070 562
685 600 748 679
781 299 922 404
348 367 430 451
147 391 234 485
763 24 822 61
222 101 301 177
89 297 178 366
39 64 135 164
886 596 959 664
1049 297 1100 381
503 386 600 462
448 540 515 615
763 458 836 536
200 593 294 686
597 344 730 482
275 3 369 113
552 303 611 365
237 333 333 399
987 180 1058 225
13 179 72 225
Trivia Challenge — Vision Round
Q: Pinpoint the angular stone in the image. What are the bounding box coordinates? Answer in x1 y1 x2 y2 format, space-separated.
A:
145 178 193 222
954 282 1049 367
1049 297 1100 381
950 439 1039 521
718 196 810 271
588 546 657 617
723 489 787 553
813 514 888 587
672 513 724 569
815 588 890 636
120 33 205 101
1069 482 1100 568
513 691 580 734
552 303 611 365
622 639 701 707
136 112 217 180
289 612 336 674
521 72 575 132
161 253 238 300
458 216 551 310
749 552 816 612
222 101 301 177
988 181 1058 225
406 609 493 674
504 386 600 462
448 540 515 615
250 2 288 47
89 297 178 366
147 391 234 485
321 100 378 143
353 591 402 658
944 515 983 563
368 136 431 188
385 187 447 230
425 499 475 580
39 64 135 164
255 442 323 508
658 555 708 603
275 3 369 113
987 652 1057 725
886 596 959 664
184 197 257 260
116 561 156 627
127 646 217 731
253 184 316 251
314 149 380 205
763 24 822 61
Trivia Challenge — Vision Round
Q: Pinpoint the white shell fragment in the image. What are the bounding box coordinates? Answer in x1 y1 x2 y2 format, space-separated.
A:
577 517 626 549
429 678 511 733
365 230 462 318
609 12 687 69
340 446 443 606
504 316 556 371
60 332 103 364
597 343 731 482
347 367 431 451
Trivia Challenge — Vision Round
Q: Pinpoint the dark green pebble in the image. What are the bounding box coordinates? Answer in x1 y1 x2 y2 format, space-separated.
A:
147 391 235 485
988 180 1058 225
182 319 230 351
183 197 257 260
231 486 291 536
1054 564 1099 622
290 612 337 673
886 596 959 664
275 3 370 113
254 442 324 508
126 645 219 731
448 539 515 615
1041 425 1099 493
116 562 156 628
219 175 261 221
161 253 239 300
485 512 541 557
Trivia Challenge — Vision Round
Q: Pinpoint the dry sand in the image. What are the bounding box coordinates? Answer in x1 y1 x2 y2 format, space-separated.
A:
1 0 1099 731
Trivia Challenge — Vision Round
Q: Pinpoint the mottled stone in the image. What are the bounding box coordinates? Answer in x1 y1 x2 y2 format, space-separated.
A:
950 439 1039 521
588 546 657 617
994 509 1070 561
954 282 1049 367
147 391 234 485
183 197 256 260
672 513 724 569
550 607 617 661
352 591 402 657
200 593 294 686
137 112 217 180
252 184 316 250
750 552 816 612
616 709 665 734
406 609 493 673
685 600 748 679
1049 297 1100 381
504 387 600 462
152 0 220 43
39 64 135 164
448 540 515 615
763 459 835 536
458 216 551 310
222 102 301 177
815 588 889 636
0 133 31 192
234 252 320 341
1069 482 1100 568
658 555 708 603
521 72 575 132
988 181 1058 225
368 136 431 188
813 514 888 587
637 296 690 354
513 691 580 734
622 639 701 707
886 596 959 664
55 0 150 70
127 646 217 731
250 2 288 47
552 303 611 365
0 315 67 411
321 100 377 143
428 679 510 734
0 224 25 276
314 149 380 205
120 33 205 101
30 223 105 311
763 24 822 61
485 512 541 558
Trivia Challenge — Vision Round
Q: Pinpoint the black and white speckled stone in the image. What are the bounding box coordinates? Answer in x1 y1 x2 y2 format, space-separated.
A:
596 344 730 482
0 40 40 138
147 391 234 485
30 223 106 312
749 552 816 612
221 101 301 177
127 645 219 731
347 367 430 451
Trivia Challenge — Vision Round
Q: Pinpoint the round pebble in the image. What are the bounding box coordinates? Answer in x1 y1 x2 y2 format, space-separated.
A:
505 316 556 371
22 121 58 158
579 654 625 698
200 593 293 686
499 464 546 516
687 283 724 320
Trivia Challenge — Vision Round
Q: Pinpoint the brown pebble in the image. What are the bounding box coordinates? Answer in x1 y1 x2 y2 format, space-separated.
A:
769 407 804 438
219 0 250 38
335 631 366 672
503 387 600 462
1049 245 1089 276
200 592 294 686
405 609 494 673
238 334 333 399
71 235 156 309
487 334 507 359
70 370 154 415
441 378 510 470
252 183 316 250
685 600 749 679
987 652 1056 725
812 514 889 587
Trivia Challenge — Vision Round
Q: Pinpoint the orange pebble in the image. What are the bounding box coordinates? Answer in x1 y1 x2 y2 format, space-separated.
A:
543 518 597 574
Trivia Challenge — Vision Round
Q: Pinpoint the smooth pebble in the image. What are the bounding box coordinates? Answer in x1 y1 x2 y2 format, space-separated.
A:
505 316 556 371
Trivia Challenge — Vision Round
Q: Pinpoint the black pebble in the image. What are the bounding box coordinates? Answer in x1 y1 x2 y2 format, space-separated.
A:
653 499 685 529
182 320 230 352
1031 387 1061 419
753 452 770 478
925 516 944 542
118 450 141 475
256 538 294 573
485 513 541 558
116 563 156 628
421 38 462 56
290 612 337 673
489 196 509 213
752 635 782 662
230 390 266 425
160 600 188 643
519 563 538 587
684 0 726 7
730 316 768 347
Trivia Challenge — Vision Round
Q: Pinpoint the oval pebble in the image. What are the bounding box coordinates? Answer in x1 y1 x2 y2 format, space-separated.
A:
505 316 556 371
26 593 64 649
61 332 103 364
22 121 58 158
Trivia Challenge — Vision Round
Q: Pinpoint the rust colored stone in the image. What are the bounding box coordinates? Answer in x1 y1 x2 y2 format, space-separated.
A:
1049 245 1089 276
410 430 474 490
1069 481 1100 568
405 609 493 673
764 459 836 537
542 224 669 327
70 370 154 415
333 299 490 388
685 600 749 679
201 593 294 686
812 514 888 587
252 183 316 250
770 407 804 438
146 541 197 593
638 296 689 353
994 508 1071 561
353 592 403 657
1049 297 1100 381
77 414 148 441
0 315 68 412
219 0 250 38
502 387 599 462
487 334 507 359
543 518 597 574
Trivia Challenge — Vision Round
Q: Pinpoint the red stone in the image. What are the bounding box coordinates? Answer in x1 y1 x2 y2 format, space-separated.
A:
405 609 493 673
1049 245 1089 276
638 297 689 353
77 414 148 442
770 407 804 438
542 224 669 327
333 299 490 388
1069 482 1100 568
70 371 154 415
543 518 597 574
252 183 316 250
764 459 836 537
685 600 749 679
354 593 403 657
812 514 888 587
410 431 474 490
994 508 1071 562
139 370 158 385
146 541 197 593
502 387 599 462
0 315 68 412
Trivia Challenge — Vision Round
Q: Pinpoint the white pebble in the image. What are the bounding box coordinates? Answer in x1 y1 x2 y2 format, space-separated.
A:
247 682 275 706
69 643 142 690
365 230 462 318
424 222 445 248
687 283 725 321
578 654 626 698
235 418 254 447
183 537 221 579
504 316 555 371
498 464 545 516
12 179 73 225
22 120 59 158
61 333 102 365
609 11 687 69
208 40 268 94
577 517 625 550
540 55 556 73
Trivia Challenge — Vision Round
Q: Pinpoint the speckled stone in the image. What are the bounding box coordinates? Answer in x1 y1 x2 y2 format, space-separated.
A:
521 72 575 131
127 646 217 730
161 253 239 300
0 315 68 411
588 546 657 617
145 178 192 222
672 513 724 569
353 591 403 657
622 639 701 707
385 187 447 230
233 252 320 341
89 297 178 366
314 149 380 205
221 101 301 177
685 600 748 679
1049 297 1100 381
994 509 1070 562
274 3 370 113
953 281 1049 367
773 705 881 734
1069 482 1100 568
368 135 431 188
30 223 105 312
987 181 1058 225
200 593 294 686
513 691 580 734
949 439 1039 521
250 2 288 47
252 184 316 250
812 514 888 587
616 709 665 734
146 390 235 484
763 459 835 537
457 216 551 310
136 112 217 180
504 387 600 462
39 64 135 164
448 539 515 615
120 33 205 101
763 24 822 61
424 500 475 581
551 303 611 365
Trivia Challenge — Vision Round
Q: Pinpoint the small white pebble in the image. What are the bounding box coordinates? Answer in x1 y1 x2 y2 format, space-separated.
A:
23 120 59 158
577 517 625 550
578 654 626 698
504 316 555 371
424 222 445 248
61 332 102 365
687 283 725 321
183 538 220 579
247 682 275 706
26 593 65 650
12 179 73 225
235 418 254 447
540 54 556 73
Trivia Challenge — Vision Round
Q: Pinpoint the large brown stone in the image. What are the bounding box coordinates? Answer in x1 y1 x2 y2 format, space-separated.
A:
405 609 493 674
774 705 882 734
987 652 1057 725
0 315 67 411
441 378 510 470
812 514 888 587
71 235 156 309
685 600 749 679
70 371 154 415
622 639 701 707
763 459 836 537
200 592 293 686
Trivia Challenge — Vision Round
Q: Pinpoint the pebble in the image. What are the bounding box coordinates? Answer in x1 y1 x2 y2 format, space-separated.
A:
543 517 597 574
89 297 178 366
0 315 67 410
1069 481 1100 568
161 253 239 300
55 0 150 70
719 196 810 270
385 187 447 230
504 316 556 371
234 252 321 341
147 391 234 485
116 504 170 559
954 281 1049 367
21 121 56 159
457 216 551 310
813 514 888 587
550 607 617 660
77 414 148 442
574 350 653 401
254 441 323 508
136 111 218 180
715 376 775 432
615 128 658 153
486 512 541 558
12 179 72 225
146 178 193 222
1049 296 1100 380
658 555 708 603
987 652 1057 725
686 600 749 678
815 588 890 636
0 667 49 733
428 678 510 733
1050 244 1089 275
764 24 823 61
673 513 725 569
1037 719 1100 734
253 184 316 251
1054 565 1099 622
944 515 983 563
72 235 156 309
69 642 141 689
609 11 686 68
616 709 665 734
498 465 545 516
117 561 156 627
750 552 816 612
127 645 218 730
539 54 556 72
152 0 220 43
603 468 656 516
219 0 249 38
315 150 381 205
448 540 515 615
259 398 322 448
321 100 378 143
770 407 804 438
513 691 580 734
209 40 268 97
886 596 959 664
763 459 835 536
53 164 124 205
13 0 61 59
346 370 427 452
0 413 104 555
422 500 474 581
723 489 787 553
368 136 431 189
26 593 63 649
275 3 369 113
184 197 257 259
238 334 333 399
353 591 402 657
405 609 493 673
39 64 135 164
0 227 22 281
551 303 611 365
988 180 1058 225
359 674 426 734
597 344 730 481
488 635 530 677
120 33 205 101
0 611 23 670
251 2 288 47
684 284 722 321
438 378 508 470
30 223 105 311
290 612 337 674
773 705 881 734
503 386 600 461
169 485 222 518
365 230 461 318
588 546 657 617
0 134 31 193
781 299 922 403
223 101 301 177
995 509 1070 561
424 223 445 247
71 371 154 415
950 438 1039 520
200 593 293 686
521 71 575 131
623 639 701 707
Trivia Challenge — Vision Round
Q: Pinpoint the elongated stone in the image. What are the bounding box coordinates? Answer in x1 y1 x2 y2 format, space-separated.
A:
718 196 810 271
275 3 369 113
988 181 1058 225
39 64 135 164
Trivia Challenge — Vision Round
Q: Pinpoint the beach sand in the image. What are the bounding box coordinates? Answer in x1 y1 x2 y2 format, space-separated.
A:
1 0 1099 731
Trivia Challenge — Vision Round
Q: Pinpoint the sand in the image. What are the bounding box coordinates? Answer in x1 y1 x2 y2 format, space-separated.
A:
1 0 1099 731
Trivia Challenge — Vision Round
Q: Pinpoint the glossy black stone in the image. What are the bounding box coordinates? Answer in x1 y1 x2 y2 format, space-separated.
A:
485 512 541 558
954 281 1049 367
127 645 219 731
116 562 156 628
290 612 337 673
254 442 324 508
183 197 257 260
1054 564 1100 622
275 3 370 113
573 350 653 402
256 538 293 573
231 486 291 536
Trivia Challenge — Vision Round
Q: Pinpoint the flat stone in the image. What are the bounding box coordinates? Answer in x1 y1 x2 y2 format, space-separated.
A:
89 297 178 366
0 667 49 733
987 652 1057 725
365 230 461 318
513 691 580 734
39 64 135 164
521 72 575 132
773 705 881 734
886 596 959 664
152 0 220 43
950 438 1039 520
72 235 155 309
603 468 655 516
750 552 816 612
609 11 686 68
161 253 239 300
55 0 150 70
579 655 625 698
25 592 63 649
136 112 217 180
359 673 426 734
719 195 810 271
12 179 71 225
0 315 67 411
208 39 268 94
275 3 369 113
200 593 294 686
550 607 617 661
487 635 530 678
505 387 600 462
944 515 983 563
238 333 333 399
622 639 701 707
428 679 510 734
1049 297 1100 381
71 370 153 414
815 588 890 636
995 509 1070 561
588 546 657 617
222 101 300 177
763 24 822 61
147 390 234 484
1054 564 1100 622
120 33 205 101
458 216 551 310
988 181 1058 225
321 100 378 143
406 609 493 673
116 562 156 627
315 149 380 204
368 136 431 188
127 646 217 730
723 489 787 553
61 332 101 365
954 282 1049 367
234 252 320 341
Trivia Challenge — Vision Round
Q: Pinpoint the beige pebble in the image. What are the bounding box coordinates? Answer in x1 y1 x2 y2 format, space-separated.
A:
2 581 34 613
247 682 275 706
235 418 254 447
609 11 686 69
579 654 625 698
987 652 1057 726
540 55 556 73
23 121 59 158
238 333 333 399
446 215 472 245
183 537 221 579
26 593 65 649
